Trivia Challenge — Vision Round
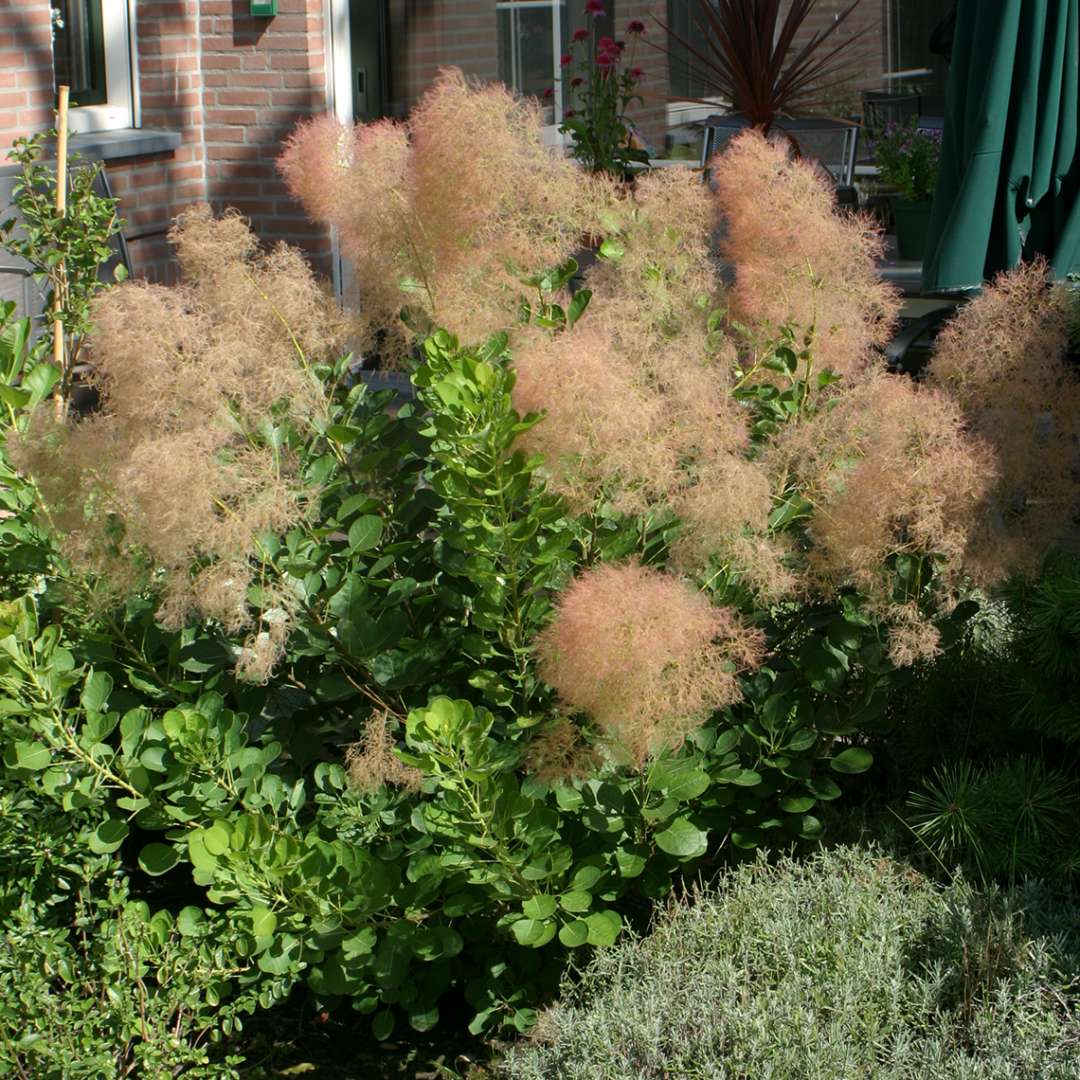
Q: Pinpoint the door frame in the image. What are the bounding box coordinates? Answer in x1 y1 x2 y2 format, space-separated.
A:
323 0 354 299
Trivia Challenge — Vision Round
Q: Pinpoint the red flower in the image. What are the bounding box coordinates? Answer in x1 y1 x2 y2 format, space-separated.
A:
615 39 626 52
565 109 576 118
571 76 584 87
584 0 605 13
596 53 616 70
631 67 646 80
598 36 616 50
627 19 646 34
560 53 573 66
572 27 589 41
542 87 554 99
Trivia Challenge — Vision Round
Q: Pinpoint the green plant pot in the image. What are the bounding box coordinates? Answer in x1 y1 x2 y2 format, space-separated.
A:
891 197 934 261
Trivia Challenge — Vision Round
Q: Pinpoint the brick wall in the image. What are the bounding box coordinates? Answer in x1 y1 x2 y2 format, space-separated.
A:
1 2 55 143
1 0 890 284
106 0 205 283
0 0 331 284
0 2 54 141
200 1 331 266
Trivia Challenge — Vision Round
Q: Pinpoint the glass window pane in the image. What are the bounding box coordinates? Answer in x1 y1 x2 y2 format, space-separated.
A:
51 0 108 106
497 5 554 99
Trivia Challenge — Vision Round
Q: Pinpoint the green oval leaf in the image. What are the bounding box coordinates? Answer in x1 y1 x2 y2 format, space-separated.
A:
13 741 50 771
80 670 113 714
654 816 709 860
584 909 622 947
348 515 383 553
372 1009 395 1041
138 843 179 876
202 822 231 855
511 917 556 948
830 747 873 774
558 890 592 913
522 894 557 921
251 906 278 939
89 818 128 854
558 919 590 947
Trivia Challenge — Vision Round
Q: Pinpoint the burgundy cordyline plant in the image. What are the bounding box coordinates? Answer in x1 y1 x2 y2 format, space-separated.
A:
657 0 867 134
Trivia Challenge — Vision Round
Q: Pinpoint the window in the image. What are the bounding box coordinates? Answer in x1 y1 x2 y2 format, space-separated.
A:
885 0 950 98
51 0 136 133
666 0 709 100
496 0 568 129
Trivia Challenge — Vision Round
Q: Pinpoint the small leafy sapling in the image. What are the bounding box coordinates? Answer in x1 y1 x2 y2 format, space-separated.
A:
0 131 125 421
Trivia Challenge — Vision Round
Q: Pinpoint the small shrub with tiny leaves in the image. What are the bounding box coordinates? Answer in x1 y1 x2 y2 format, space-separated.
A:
502 846 1080 1080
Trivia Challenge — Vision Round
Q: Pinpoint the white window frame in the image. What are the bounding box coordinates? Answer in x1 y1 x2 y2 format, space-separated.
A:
495 0 568 148
59 0 139 134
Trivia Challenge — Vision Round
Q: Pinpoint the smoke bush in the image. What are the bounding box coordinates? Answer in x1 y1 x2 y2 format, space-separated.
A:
535 561 764 766
927 260 1080 582
712 130 901 379
9 206 346 677
280 70 610 361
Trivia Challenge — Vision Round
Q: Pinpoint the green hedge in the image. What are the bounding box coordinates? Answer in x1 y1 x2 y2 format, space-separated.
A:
503 846 1080 1079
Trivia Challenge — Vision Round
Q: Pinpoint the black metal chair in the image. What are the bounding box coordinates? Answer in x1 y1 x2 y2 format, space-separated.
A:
699 114 861 189
861 91 946 137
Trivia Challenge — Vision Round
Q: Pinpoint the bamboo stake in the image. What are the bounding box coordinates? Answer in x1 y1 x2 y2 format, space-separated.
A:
53 85 69 422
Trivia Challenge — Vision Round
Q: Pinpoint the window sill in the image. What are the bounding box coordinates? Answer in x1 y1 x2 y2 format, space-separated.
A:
68 128 183 161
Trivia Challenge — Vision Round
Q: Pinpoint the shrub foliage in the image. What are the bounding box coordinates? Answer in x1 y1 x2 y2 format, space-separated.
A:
2 70 1078 1063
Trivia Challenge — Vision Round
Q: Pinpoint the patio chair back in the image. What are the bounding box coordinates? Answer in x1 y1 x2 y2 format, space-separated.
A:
700 114 860 189
862 91 946 136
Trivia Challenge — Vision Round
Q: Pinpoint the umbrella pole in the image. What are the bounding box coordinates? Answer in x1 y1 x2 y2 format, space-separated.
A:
53 84 69 423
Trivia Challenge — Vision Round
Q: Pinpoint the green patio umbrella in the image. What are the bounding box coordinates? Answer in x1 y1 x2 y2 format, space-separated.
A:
922 0 1080 293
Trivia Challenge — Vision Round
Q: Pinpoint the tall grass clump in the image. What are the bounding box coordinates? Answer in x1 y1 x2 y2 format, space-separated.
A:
503 846 1080 1080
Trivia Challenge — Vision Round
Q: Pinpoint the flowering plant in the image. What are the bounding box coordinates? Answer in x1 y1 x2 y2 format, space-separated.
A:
557 7 649 176
872 120 942 203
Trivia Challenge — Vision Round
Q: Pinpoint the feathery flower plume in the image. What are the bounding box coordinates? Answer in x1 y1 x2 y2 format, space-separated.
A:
764 370 999 657
345 712 423 794
513 167 780 593
9 207 346 675
535 562 763 767
926 260 1080 581
525 718 601 786
280 70 611 361
712 129 900 379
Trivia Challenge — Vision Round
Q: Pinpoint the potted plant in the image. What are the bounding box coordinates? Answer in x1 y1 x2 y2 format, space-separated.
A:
555 4 650 178
658 0 867 135
872 119 942 260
